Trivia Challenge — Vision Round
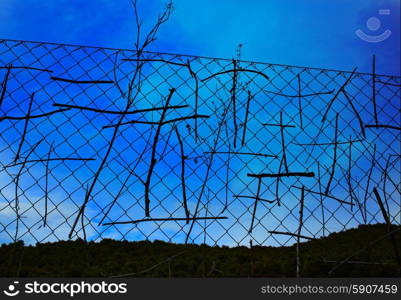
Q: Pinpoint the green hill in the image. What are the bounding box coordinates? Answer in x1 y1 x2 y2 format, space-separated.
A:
1 223 400 277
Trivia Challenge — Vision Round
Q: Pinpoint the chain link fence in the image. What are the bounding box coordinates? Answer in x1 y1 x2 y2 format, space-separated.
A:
0 39 400 247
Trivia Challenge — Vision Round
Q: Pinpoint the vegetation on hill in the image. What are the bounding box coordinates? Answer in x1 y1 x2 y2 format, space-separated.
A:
1 224 400 277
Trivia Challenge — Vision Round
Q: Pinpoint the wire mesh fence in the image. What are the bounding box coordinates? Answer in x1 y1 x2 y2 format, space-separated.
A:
0 39 400 248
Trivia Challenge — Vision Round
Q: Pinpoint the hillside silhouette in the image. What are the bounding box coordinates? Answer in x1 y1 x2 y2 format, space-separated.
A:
1 223 400 277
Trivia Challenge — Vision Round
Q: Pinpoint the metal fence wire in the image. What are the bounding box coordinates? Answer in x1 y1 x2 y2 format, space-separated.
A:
0 39 400 247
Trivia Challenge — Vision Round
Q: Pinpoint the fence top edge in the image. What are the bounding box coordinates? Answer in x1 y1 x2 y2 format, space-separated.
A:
0 38 400 80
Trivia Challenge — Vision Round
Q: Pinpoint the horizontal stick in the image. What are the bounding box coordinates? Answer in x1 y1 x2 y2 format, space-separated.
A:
0 66 53 73
291 185 354 206
233 195 275 203
103 216 228 226
268 231 315 240
294 139 363 146
50 76 114 84
262 123 296 128
248 172 315 178
265 90 334 98
103 114 209 129
365 124 401 131
53 103 188 115
204 151 278 158
375 80 401 87
3 157 95 168
201 68 270 82
0 108 70 122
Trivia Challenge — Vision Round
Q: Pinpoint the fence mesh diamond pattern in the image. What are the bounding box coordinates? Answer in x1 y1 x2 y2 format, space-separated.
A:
0 39 400 247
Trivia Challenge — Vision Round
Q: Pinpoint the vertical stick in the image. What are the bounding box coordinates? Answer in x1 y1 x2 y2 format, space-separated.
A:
363 144 376 224
347 136 353 211
187 60 199 142
174 125 189 222
305 68 356 165
43 141 54 227
275 156 284 206
70 88 140 236
145 88 175 216
325 113 339 195
317 162 325 237
203 189 210 245
297 74 303 129
297 186 305 278
280 112 289 173
231 59 238 148
185 101 230 244
249 177 262 234
14 139 42 242
0 64 12 108
221 121 231 214
99 127 154 225
15 92 35 163
69 97 139 238
342 90 366 138
241 90 252 146
372 55 378 125
81 185 89 242
383 156 391 215
113 50 125 98
373 187 401 271
249 239 254 277
160 123 175 160
69 186 90 239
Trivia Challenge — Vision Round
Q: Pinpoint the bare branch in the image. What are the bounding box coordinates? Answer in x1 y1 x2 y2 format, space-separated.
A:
268 231 315 240
0 64 12 108
0 65 52 73
53 103 188 115
249 177 263 233
50 76 114 84
201 68 270 82
324 113 339 195
204 151 277 158
15 92 35 163
102 114 209 129
241 90 252 146
0 108 70 122
321 67 357 123
144 88 176 216
248 172 315 178
365 124 401 131
103 216 227 226
174 125 190 222
373 187 401 269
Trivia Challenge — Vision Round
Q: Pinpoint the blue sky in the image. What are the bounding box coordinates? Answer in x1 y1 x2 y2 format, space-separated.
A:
0 0 399 75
